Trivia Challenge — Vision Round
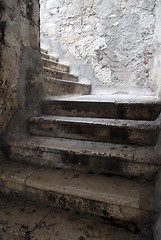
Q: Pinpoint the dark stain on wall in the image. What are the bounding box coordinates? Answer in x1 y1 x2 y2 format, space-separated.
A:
0 2 5 69
26 1 33 22
0 45 2 69
0 21 6 45
0 1 5 155
0 2 5 13
0 1 5 43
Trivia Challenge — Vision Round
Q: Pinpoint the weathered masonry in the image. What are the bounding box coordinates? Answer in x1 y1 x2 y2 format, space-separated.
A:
1 1 161 240
40 0 161 96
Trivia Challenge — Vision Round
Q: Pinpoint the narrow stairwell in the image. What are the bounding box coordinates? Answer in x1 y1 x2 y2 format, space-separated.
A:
1 49 161 239
41 48 91 97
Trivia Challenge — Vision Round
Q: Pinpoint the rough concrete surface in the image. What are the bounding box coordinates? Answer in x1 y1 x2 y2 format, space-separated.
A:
42 95 161 120
8 136 159 179
28 115 159 146
42 58 69 72
0 196 148 240
45 78 91 97
0 160 156 227
43 67 78 82
41 49 91 97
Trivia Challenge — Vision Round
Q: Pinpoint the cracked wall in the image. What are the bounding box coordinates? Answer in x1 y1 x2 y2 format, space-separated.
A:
0 0 45 154
40 0 160 95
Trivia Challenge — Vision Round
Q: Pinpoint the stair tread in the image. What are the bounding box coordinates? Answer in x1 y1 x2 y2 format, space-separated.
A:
9 136 158 164
44 96 161 105
44 67 77 77
56 94 160 103
42 58 69 72
42 58 69 68
41 48 48 54
46 77 90 86
29 115 159 129
0 159 154 210
41 52 59 62
42 96 161 121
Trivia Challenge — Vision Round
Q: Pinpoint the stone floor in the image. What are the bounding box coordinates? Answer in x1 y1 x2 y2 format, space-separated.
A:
0 196 147 240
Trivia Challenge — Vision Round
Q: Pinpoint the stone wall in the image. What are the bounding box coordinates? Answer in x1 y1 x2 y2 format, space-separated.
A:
0 0 45 154
40 0 160 96
149 0 161 97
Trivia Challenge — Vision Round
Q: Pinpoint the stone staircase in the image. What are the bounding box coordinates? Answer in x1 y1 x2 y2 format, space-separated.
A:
1 49 161 239
41 48 91 97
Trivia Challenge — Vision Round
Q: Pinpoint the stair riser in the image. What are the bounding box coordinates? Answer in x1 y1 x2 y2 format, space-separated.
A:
0 178 154 225
42 59 69 73
29 121 158 146
9 147 159 179
42 101 161 121
44 68 78 82
46 79 91 97
41 52 58 62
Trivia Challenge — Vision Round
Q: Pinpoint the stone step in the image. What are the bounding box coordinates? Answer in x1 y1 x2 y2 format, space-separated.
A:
0 197 148 240
41 97 161 121
44 67 78 82
41 48 48 54
0 160 156 228
45 78 91 97
8 136 160 179
41 52 59 62
42 58 69 73
28 116 159 146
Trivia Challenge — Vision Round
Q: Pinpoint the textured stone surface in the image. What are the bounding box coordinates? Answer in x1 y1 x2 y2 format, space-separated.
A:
8 136 160 179
150 0 161 97
0 197 149 240
0 2 161 239
0 160 156 227
45 78 91 97
28 115 159 146
41 50 91 97
42 58 69 72
0 0 45 150
40 0 159 95
44 67 78 82
0 0 20 136
41 51 59 62
42 96 161 120
0 159 38 192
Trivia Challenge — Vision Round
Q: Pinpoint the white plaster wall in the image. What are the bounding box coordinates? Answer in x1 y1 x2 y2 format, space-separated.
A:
149 0 161 98
40 0 160 96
